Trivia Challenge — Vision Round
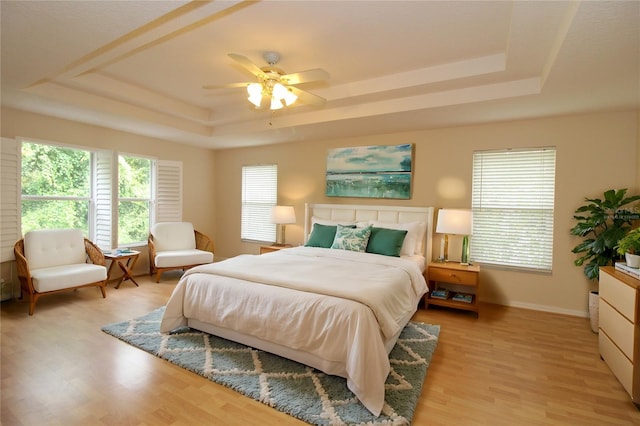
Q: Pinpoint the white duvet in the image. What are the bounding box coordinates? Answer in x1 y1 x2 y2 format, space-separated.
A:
161 246 427 416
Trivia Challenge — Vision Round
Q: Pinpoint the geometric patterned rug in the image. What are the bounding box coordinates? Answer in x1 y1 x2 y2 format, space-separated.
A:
101 307 440 425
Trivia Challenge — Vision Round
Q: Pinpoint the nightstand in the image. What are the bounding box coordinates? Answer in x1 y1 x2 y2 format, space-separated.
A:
425 262 480 316
259 244 292 254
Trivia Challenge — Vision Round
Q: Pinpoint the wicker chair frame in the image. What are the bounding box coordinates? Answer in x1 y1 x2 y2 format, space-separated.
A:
148 229 215 283
13 238 107 316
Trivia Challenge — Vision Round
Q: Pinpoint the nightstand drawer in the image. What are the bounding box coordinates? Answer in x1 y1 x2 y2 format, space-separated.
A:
429 267 477 286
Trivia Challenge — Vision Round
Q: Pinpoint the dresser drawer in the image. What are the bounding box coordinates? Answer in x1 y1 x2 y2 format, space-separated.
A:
600 270 637 323
599 331 634 397
429 267 477 286
600 299 635 360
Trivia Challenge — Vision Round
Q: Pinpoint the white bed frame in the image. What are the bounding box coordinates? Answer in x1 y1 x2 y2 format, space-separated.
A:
188 203 435 413
304 203 434 262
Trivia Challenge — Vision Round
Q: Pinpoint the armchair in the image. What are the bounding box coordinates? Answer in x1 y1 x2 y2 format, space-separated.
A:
14 229 107 315
148 222 214 282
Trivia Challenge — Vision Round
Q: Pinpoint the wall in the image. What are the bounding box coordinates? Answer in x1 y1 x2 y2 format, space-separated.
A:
0 107 217 286
214 110 639 317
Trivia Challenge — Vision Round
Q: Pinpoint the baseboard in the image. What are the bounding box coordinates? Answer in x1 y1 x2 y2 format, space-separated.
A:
487 299 588 318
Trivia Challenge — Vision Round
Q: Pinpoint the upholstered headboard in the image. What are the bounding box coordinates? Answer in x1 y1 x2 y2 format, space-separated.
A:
304 203 435 262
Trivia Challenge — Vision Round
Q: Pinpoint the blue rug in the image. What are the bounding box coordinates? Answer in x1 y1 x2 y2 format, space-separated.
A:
102 307 440 425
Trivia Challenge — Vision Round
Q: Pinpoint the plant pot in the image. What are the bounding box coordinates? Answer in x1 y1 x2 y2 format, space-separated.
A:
625 252 640 268
589 290 599 333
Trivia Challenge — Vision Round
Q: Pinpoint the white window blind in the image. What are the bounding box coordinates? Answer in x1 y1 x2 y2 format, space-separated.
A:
0 138 20 262
471 148 556 271
155 160 182 223
241 164 277 242
94 150 114 250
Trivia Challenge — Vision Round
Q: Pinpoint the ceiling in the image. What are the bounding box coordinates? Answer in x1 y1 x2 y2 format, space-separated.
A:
2 1 639 150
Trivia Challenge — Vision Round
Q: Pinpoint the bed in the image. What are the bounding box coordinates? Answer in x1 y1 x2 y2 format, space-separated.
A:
160 203 434 416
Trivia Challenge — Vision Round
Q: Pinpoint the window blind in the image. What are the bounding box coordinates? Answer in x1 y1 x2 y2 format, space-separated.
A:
471 148 556 271
241 164 277 242
94 150 113 250
155 160 182 223
0 138 20 262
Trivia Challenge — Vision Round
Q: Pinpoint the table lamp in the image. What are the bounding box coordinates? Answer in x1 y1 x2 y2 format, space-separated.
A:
436 209 472 264
270 205 296 246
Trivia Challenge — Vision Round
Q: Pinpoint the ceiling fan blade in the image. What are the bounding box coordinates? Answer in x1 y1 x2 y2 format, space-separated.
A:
281 68 329 85
228 53 265 77
202 82 250 90
289 86 326 106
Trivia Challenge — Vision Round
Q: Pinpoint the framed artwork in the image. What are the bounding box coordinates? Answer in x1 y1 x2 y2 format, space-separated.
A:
326 144 413 199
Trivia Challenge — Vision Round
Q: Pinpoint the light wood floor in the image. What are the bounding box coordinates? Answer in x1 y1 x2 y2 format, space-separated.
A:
2 273 640 426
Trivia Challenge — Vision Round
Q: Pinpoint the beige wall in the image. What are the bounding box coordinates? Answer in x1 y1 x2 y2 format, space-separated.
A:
215 110 639 316
1 107 217 281
2 106 638 316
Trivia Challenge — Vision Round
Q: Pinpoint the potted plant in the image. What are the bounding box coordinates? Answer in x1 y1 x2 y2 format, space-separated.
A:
616 227 640 268
570 188 640 332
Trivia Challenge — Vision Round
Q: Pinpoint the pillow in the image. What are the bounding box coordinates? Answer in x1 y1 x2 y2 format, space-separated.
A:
305 223 338 248
312 216 356 227
331 224 372 252
369 221 424 256
366 227 408 257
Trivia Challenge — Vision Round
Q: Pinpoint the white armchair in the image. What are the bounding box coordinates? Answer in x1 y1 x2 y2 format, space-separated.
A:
14 229 107 315
148 222 214 282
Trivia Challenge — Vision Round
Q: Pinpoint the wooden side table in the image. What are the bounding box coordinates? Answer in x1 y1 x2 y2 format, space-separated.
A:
425 262 480 316
104 250 140 289
259 244 292 254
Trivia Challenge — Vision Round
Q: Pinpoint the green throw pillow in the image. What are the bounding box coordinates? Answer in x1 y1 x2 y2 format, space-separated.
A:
305 223 337 248
331 224 372 252
366 227 408 257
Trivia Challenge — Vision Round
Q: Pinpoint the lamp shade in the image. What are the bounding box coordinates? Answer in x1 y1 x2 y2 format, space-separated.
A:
436 209 472 235
270 205 296 224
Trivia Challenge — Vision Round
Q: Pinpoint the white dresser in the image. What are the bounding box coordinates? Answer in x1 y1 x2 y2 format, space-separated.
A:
599 266 640 407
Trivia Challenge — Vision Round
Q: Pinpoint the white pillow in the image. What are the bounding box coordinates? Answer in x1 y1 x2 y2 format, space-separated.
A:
312 217 356 227
369 221 425 256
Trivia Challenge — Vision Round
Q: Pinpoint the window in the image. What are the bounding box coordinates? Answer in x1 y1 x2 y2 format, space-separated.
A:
21 141 92 236
471 148 556 271
241 164 277 242
118 154 152 245
7 138 183 251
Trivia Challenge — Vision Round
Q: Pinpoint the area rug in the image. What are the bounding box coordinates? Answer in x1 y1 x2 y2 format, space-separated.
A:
102 307 440 425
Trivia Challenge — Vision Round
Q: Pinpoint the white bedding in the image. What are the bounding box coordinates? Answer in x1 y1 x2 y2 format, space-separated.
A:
160 246 428 416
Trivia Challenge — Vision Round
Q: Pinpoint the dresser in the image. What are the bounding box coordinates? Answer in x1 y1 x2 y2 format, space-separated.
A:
598 266 640 407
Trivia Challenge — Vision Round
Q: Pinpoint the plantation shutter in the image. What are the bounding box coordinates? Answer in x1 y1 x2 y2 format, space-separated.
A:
471 148 556 271
241 164 277 242
0 138 20 262
155 160 182 223
94 150 114 250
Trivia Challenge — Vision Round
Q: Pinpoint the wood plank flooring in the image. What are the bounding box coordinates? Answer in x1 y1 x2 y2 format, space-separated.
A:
2 273 639 425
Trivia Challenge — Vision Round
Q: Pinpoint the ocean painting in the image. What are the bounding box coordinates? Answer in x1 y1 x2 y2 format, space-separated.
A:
326 144 413 199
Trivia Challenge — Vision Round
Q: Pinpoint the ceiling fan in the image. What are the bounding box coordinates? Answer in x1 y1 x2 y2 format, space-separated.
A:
203 52 329 110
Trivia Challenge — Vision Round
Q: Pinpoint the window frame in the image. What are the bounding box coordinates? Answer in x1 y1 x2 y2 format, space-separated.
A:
19 139 94 238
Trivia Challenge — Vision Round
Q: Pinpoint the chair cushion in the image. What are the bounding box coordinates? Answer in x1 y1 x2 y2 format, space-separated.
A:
155 249 213 268
151 222 196 252
24 229 86 270
31 264 107 293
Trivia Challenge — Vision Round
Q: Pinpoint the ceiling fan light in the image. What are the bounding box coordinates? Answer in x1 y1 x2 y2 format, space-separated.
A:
247 83 263 97
270 97 284 110
272 83 288 100
282 89 297 106
248 93 262 107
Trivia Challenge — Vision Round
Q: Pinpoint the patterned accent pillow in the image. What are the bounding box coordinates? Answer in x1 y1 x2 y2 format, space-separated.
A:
331 224 372 252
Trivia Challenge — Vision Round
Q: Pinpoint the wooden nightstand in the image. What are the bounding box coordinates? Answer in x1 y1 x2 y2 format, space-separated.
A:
259 244 292 254
425 262 480 316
